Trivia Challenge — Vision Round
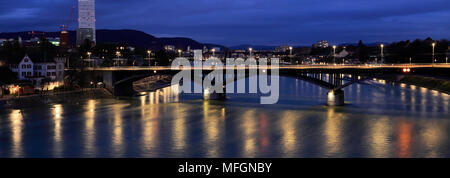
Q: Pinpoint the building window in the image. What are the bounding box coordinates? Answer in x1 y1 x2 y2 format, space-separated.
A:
22 65 26 69
25 59 28 62
52 72 56 76
47 72 51 76
27 64 31 68
27 72 31 76
34 65 42 70
22 72 26 77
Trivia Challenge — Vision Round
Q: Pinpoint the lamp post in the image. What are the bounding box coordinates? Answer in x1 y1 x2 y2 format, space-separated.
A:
87 51 92 67
249 47 253 58
332 45 336 65
147 50 151 66
211 48 216 57
446 57 448 64
178 49 182 57
410 57 412 64
289 46 293 63
432 42 436 65
115 51 121 67
380 44 384 65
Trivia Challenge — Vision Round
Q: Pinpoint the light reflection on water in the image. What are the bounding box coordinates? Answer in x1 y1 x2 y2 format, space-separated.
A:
0 76 450 158
53 104 63 157
9 110 23 158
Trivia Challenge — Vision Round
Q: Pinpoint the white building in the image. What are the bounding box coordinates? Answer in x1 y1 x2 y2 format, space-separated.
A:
164 45 176 51
10 55 66 89
275 45 290 53
336 49 349 58
0 39 6 46
77 0 96 46
313 41 329 48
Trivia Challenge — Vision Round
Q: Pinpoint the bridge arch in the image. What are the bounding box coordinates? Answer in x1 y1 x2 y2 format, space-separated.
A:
107 69 386 106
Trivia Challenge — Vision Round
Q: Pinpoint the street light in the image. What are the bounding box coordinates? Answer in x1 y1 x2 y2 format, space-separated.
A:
211 48 216 57
332 45 337 65
289 46 293 64
432 42 436 64
147 50 152 66
379 44 384 65
87 51 92 67
115 51 121 67
178 49 182 57
249 47 253 58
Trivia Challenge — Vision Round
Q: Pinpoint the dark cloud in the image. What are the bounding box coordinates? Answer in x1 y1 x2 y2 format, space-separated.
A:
0 0 449 46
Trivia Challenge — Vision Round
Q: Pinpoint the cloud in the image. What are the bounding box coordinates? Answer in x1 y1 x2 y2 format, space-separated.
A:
0 0 449 45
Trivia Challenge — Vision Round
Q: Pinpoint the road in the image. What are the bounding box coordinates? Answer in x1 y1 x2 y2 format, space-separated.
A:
74 63 450 71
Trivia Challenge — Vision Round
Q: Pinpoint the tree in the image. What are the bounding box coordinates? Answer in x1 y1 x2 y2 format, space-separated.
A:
155 50 174 66
0 67 17 84
357 40 369 63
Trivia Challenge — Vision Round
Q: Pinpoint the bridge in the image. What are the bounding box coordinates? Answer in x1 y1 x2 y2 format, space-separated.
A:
71 63 450 106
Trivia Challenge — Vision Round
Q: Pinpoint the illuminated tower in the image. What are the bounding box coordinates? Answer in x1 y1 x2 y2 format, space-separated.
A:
76 0 96 47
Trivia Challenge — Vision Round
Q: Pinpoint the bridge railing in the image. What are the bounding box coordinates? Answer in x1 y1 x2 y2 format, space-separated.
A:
78 63 450 71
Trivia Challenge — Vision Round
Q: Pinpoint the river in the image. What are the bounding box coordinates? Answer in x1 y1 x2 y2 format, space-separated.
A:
0 76 449 158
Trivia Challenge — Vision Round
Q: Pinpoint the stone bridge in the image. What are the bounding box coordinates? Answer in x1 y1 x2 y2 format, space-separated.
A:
72 64 450 106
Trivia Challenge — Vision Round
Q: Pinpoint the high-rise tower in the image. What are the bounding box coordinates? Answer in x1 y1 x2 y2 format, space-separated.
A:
76 0 96 47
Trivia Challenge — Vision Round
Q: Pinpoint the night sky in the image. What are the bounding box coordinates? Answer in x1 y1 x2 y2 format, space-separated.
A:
0 0 449 46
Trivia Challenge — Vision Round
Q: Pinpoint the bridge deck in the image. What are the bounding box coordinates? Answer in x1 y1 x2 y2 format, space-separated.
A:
71 64 450 71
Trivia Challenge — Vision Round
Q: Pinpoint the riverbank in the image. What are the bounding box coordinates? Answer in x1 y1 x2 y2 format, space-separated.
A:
0 88 112 109
399 75 450 94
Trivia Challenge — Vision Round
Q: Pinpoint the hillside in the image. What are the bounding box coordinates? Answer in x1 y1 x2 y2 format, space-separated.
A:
0 29 226 51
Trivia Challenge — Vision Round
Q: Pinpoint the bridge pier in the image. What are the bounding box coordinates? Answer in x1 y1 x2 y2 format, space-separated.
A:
327 89 345 106
203 87 226 100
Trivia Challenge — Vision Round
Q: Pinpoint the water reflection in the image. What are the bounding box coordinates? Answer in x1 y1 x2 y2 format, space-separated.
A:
203 101 225 157
84 100 96 157
53 104 63 157
420 121 446 158
112 104 125 157
396 120 412 158
172 104 187 152
323 108 343 157
279 111 299 157
1 77 450 158
9 110 23 157
241 110 257 157
140 95 160 156
367 117 392 158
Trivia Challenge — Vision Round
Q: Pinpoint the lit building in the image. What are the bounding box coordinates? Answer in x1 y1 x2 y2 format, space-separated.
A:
275 45 290 52
9 55 66 89
211 47 221 52
164 45 176 51
313 40 329 48
0 39 6 46
77 0 96 47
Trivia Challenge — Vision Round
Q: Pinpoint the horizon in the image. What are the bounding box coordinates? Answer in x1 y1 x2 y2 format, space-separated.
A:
0 0 449 46
1 29 447 48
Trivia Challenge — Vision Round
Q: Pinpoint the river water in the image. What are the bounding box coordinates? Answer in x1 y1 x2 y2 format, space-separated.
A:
0 76 449 158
